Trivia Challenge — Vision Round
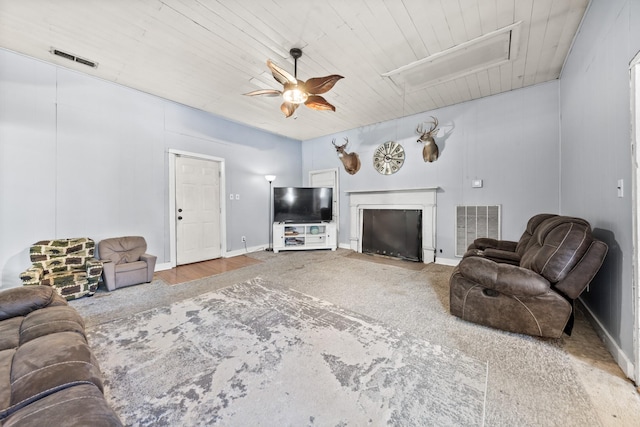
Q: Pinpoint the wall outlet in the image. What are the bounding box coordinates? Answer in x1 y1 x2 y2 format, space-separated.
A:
241 236 246 242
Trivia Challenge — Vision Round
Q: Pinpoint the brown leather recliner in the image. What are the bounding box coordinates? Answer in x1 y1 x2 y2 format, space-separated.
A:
450 215 608 338
463 213 560 265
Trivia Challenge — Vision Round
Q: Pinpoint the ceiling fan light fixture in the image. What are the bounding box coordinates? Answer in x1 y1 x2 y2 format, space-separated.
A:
282 83 308 104
246 47 342 117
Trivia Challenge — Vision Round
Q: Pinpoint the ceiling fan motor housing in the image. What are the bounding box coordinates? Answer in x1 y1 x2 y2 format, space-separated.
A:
290 48 303 60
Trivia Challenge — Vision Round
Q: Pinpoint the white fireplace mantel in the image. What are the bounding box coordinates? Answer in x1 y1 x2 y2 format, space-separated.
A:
346 188 438 263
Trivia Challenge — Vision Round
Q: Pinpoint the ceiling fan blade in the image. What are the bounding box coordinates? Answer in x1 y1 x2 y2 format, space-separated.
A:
281 101 299 118
243 89 282 97
304 75 344 95
304 95 336 112
267 59 297 86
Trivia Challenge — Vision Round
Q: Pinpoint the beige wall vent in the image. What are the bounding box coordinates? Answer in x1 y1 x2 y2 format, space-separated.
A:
455 205 501 257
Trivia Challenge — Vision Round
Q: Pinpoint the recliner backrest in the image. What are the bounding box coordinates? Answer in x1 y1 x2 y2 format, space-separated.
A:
515 213 558 257
98 236 147 265
520 216 593 283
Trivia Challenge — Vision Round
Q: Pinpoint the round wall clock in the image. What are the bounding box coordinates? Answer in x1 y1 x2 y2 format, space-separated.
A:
373 141 405 175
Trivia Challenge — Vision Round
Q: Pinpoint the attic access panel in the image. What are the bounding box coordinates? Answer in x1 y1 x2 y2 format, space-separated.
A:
383 22 521 91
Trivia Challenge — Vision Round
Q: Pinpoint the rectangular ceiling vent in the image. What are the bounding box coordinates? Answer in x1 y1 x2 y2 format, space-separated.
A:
383 22 521 92
50 48 98 68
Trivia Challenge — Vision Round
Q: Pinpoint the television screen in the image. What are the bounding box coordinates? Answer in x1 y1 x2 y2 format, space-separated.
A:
273 187 333 223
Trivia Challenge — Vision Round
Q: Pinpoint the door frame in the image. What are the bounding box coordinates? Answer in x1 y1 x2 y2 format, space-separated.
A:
631 51 640 383
308 168 340 232
168 149 226 268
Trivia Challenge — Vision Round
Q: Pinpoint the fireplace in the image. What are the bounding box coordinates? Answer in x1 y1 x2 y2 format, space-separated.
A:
362 209 423 261
347 188 437 263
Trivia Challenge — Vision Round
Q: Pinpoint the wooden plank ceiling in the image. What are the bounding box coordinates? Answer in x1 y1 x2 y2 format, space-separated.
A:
0 0 589 141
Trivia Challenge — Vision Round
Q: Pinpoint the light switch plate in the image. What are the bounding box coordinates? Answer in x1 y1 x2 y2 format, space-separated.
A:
471 179 483 188
617 179 624 198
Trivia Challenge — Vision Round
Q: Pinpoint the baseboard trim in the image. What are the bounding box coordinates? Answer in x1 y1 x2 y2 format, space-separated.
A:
436 257 460 266
578 297 636 382
154 246 268 271
225 245 267 258
155 262 173 272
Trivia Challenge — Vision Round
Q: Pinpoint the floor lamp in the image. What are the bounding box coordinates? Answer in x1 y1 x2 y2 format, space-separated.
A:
265 175 276 251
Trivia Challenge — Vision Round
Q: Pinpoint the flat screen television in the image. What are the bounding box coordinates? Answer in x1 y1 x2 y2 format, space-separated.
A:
273 187 333 223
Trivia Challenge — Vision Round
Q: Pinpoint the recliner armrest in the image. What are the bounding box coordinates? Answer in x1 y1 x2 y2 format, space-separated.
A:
464 248 521 265
140 253 157 264
470 238 518 252
481 248 521 265
458 256 551 297
101 260 116 291
140 253 157 282
554 240 608 300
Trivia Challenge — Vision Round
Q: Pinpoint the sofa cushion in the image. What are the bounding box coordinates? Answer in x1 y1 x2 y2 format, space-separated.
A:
98 236 147 265
10 331 103 408
0 349 15 412
115 260 147 273
2 383 121 427
0 318 22 352
0 286 66 321
19 305 85 345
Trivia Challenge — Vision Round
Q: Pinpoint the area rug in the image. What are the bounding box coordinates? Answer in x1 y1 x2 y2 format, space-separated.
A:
87 278 487 426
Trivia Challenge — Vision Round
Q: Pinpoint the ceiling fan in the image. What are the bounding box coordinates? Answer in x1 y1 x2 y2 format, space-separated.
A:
244 48 343 118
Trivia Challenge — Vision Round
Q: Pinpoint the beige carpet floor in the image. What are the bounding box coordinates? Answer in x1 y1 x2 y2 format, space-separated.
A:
73 248 640 426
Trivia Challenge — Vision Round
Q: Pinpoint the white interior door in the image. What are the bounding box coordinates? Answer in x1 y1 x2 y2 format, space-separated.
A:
176 156 221 265
309 168 339 230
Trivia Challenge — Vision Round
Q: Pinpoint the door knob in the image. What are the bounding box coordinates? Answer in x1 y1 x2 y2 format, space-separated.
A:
178 216 183 220
178 208 183 212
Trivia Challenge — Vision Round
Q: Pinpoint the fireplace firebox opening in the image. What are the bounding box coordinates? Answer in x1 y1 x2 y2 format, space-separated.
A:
362 209 423 262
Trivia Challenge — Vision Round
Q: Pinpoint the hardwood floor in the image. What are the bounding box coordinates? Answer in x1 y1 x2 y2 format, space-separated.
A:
154 255 263 285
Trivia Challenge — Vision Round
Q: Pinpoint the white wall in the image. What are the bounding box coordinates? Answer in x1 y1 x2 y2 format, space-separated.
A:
302 81 561 261
0 49 301 289
0 45 561 285
560 0 640 374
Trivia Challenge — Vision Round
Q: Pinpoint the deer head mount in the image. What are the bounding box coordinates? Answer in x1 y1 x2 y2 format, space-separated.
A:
416 116 440 162
332 137 361 175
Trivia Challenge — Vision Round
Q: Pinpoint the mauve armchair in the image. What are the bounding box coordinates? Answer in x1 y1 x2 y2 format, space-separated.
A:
98 236 156 291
